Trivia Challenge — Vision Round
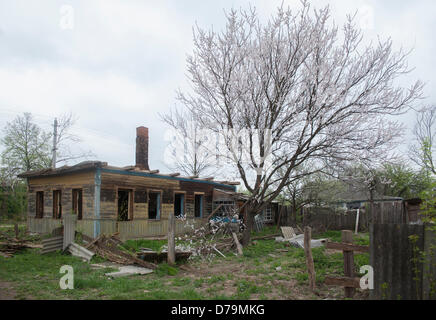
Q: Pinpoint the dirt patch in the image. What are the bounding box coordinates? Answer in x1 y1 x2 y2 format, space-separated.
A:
0 281 17 300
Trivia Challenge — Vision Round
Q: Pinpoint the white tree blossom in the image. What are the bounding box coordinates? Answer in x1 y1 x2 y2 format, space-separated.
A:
175 2 423 244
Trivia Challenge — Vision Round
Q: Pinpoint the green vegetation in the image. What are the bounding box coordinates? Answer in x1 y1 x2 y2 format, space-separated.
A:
0 225 370 300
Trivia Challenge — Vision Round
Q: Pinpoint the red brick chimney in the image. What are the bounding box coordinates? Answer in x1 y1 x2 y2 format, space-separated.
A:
136 126 150 170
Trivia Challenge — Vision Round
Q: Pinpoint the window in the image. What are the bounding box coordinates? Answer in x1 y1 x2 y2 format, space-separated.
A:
118 189 133 221
35 191 44 219
72 189 83 220
53 190 62 219
194 194 203 218
263 206 273 222
174 193 184 217
212 200 236 217
148 192 160 220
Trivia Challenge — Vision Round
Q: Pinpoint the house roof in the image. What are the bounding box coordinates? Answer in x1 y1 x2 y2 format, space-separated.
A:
17 161 240 190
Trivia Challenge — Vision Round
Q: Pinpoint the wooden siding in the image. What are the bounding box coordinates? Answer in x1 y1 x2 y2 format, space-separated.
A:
26 169 234 238
28 216 205 240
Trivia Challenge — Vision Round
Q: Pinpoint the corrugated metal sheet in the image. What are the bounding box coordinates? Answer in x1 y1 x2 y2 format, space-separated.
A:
67 242 95 262
41 236 63 254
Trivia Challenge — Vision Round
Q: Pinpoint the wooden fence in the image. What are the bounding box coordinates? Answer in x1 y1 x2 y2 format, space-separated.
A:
302 201 406 232
370 224 436 300
303 207 368 232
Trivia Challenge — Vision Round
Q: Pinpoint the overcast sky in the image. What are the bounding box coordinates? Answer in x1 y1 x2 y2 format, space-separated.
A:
0 0 435 175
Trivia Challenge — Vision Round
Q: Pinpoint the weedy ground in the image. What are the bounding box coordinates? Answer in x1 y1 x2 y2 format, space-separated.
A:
0 224 369 300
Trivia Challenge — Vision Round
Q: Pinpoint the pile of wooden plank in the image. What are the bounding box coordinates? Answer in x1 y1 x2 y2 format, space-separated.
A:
0 231 42 258
85 233 157 270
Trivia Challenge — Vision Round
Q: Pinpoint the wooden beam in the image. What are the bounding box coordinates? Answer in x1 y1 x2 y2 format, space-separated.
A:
232 232 243 255
188 175 199 179
326 241 369 253
304 226 316 291
169 172 180 177
149 170 159 174
342 230 355 298
167 212 175 265
325 276 361 288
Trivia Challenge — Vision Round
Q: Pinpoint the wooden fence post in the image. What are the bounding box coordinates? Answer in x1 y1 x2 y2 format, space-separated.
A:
14 223 19 239
342 230 355 298
304 226 316 291
168 213 176 265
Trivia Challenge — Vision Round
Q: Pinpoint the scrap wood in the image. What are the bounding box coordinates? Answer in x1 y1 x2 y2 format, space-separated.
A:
281 226 297 239
0 241 42 249
251 233 281 241
231 232 243 255
86 234 157 270
0 238 43 257
0 251 11 258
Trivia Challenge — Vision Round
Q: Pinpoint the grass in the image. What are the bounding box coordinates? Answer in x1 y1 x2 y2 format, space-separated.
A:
0 224 370 300
121 239 167 253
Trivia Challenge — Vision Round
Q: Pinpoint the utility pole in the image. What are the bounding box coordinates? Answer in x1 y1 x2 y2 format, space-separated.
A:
52 118 58 169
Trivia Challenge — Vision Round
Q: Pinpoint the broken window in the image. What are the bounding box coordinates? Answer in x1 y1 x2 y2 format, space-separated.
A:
35 191 44 219
263 205 273 222
53 190 62 219
212 200 236 217
148 192 160 219
174 193 184 217
194 194 203 218
72 189 83 220
118 189 132 221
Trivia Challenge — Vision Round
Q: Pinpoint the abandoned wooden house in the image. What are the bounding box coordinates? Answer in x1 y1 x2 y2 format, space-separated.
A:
18 126 251 240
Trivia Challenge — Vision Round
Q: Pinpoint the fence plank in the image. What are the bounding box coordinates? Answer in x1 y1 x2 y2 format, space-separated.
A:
371 223 430 300
326 241 369 253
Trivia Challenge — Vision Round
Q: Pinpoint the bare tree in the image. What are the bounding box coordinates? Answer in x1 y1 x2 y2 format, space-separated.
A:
175 2 423 245
53 112 95 166
410 105 436 175
160 107 217 176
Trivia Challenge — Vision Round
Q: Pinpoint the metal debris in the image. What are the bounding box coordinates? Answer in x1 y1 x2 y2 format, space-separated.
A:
105 265 153 278
67 242 95 262
41 236 63 254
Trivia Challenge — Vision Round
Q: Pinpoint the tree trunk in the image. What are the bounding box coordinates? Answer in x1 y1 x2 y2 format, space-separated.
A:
369 187 375 226
241 210 254 246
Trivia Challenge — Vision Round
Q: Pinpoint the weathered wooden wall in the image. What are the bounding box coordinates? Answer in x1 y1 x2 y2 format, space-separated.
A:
26 169 234 239
370 224 436 300
100 172 219 220
27 171 95 220
370 201 406 224
27 216 205 240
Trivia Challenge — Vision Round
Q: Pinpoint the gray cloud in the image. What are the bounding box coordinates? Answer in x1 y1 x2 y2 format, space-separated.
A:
0 0 434 172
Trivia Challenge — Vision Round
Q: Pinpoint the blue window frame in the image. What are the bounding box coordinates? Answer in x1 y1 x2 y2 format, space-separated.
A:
194 194 204 218
148 192 161 220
